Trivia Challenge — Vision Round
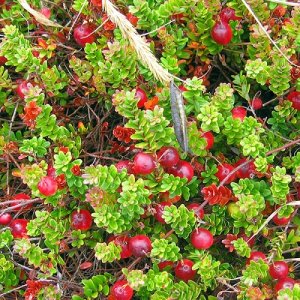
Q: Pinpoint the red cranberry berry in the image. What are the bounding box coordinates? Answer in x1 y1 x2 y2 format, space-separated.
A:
71 209 93 231
128 235 152 257
216 163 236 184
108 235 132 259
9 219 28 238
190 228 214 250
157 146 180 168
231 106 247 121
187 203 204 219
211 20 233 45
287 91 300 110
251 97 263 110
168 160 194 182
0 213 12 225
200 131 214 150
110 280 133 300
16 80 31 99
234 158 256 179
153 201 172 224
174 259 196 282
40 7 51 19
116 160 133 174
246 251 267 265
220 7 241 23
73 23 96 47
135 87 148 108
11 193 32 212
273 213 292 226
269 261 289 280
38 176 58 196
158 260 174 271
275 277 295 293
133 152 156 175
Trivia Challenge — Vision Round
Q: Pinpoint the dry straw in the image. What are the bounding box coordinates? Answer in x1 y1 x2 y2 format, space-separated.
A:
18 0 62 27
102 0 173 84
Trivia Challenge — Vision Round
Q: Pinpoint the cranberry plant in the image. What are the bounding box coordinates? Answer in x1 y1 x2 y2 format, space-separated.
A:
0 0 300 299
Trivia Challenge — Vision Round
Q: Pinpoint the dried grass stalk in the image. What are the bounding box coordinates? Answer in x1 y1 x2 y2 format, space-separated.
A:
19 0 62 27
102 0 172 84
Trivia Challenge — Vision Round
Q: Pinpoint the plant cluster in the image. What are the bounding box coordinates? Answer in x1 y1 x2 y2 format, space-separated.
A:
0 0 299 299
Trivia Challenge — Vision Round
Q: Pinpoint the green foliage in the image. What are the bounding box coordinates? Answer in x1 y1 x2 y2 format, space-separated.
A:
163 204 196 238
269 54 291 96
69 56 93 83
80 274 112 299
72 0 92 15
189 250 221 291
19 136 50 161
277 284 300 300
245 59 270 85
232 238 251 258
150 239 182 262
241 260 269 286
204 206 232 235
0 254 19 292
197 103 224 133
83 165 127 193
27 210 69 252
240 133 265 158
13 239 59 276
37 285 62 300
0 230 13 249
94 242 122 263
124 269 147 291
270 166 292 204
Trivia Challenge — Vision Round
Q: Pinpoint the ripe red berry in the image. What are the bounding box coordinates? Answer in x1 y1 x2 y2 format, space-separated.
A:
251 97 263 110
273 213 292 226
153 201 172 224
40 7 51 19
269 261 289 280
190 228 214 250
275 277 295 293
168 160 194 182
246 251 267 265
0 213 12 225
73 23 96 47
110 280 133 300
9 219 28 238
16 80 31 99
108 235 132 259
216 163 236 184
0 56 7 65
158 260 174 271
133 152 156 175
11 193 32 212
174 259 196 282
287 91 300 110
234 158 256 179
211 20 233 45
219 7 241 23
128 234 152 257
135 87 148 108
200 131 214 150
187 203 204 219
157 146 180 168
116 160 133 174
71 209 93 231
38 176 58 196
231 106 247 121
